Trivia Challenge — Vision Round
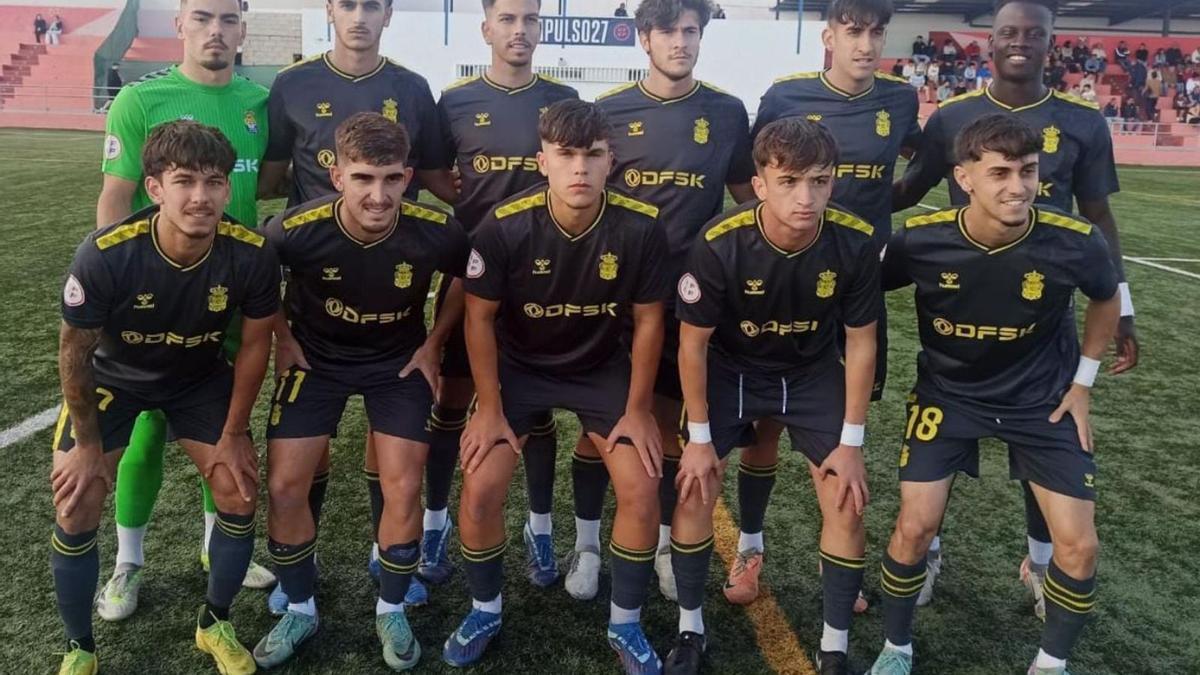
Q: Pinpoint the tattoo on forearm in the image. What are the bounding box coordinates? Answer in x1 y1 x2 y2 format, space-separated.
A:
59 324 102 447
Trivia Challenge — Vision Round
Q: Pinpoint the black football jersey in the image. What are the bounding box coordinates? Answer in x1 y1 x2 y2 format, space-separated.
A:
899 88 1120 214
264 195 468 368
597 81 754 266
265 54 449 208
464 185 671 375
882 205 1118 411
62 207 280 395
437 74 578 230
752 71 921 250
677 200 881 376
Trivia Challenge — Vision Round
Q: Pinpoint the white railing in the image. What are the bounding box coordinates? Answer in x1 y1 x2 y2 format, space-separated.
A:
456 64 650 84
0 84 120 113
1105 118 1200 151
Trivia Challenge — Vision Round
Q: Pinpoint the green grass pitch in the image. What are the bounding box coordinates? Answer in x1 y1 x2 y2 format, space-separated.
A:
0 128 1197 674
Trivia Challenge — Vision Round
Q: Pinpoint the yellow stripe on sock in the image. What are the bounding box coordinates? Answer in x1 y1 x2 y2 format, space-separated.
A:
51 532 96 556
713 500 816 675
609 541 656 562
270 541 317 566
572 452 604 465
669 536 714 555
461 541 507 562
819 550 867 570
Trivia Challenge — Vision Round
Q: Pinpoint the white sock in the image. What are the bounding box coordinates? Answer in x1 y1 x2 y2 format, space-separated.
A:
1035 649 1066 669
203 512 217 553
820 623 848 654
376 597 405 615
610 601 641 625
1028 537 1053 567
738 531 764 553
678 606 704 635
885 639 913 656
658 524 672 549
575 517 601 552
529 511 553 536
288 597 317 616
116 525 147 568
371 543 380 563
424 508 448 531
928 535 941 552
473 593 502 614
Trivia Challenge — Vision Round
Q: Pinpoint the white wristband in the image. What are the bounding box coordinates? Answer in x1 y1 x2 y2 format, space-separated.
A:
687 421 712 444
1073 356 1101 388
840 422 865 447
1118 282 1134 317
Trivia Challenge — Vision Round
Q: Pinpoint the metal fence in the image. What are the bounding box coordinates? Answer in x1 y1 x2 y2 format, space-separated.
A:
456 64 650 84
0 84 121 113
1105 118 1200 151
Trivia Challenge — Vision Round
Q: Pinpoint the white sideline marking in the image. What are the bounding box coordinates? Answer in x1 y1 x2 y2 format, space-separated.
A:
1125 257 1200 280
1130 257 1200 263
917 202 940 211
0 406 59 450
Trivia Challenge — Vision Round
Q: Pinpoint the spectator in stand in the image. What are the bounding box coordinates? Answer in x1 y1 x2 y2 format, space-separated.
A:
47 15 63 45
977 60 991 87
902 58 915 81
1175 89 1191 120
1191 46 1200 65
1045 56 1066 89
1080 71 1096 91
964 40 981 62
892 58 906 77
912 58 928 94
936 79 952 103
1130 57 1148 94
1135 42 1149 64
1187 101 1200 124
1153 48 1167 69
33 13 47 43
1102 98 1119 120
913 35 929 63
1084 53 1101 74
1081 83 1097 103
941 38 957 66
963 61 977 90
1121 96 1141 132
1144 69 1164 121
1163 65 1179 96
925 61 940 102
614 1 628 16
1074 38 1089 65
1188 72 1200 99
1166 43 1183 67
1091 42 1107 70
106 62 123 103
925 39 938 63
1115 41 1131 70
1058 39 1073 63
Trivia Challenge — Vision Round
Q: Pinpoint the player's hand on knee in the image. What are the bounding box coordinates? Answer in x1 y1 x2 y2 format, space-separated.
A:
207 430 260 503
1110 316 1139 374
459 408 520 474
677 441 720 505
606 410 662 478
1050 384 1093 453
819 444 870 516
399 341 442 398
51 444 112 517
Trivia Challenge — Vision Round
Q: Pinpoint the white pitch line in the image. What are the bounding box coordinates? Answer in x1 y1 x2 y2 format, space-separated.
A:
0 406 59 450
917 202 941 211
1129 257 1200 263
1125 256 1200 280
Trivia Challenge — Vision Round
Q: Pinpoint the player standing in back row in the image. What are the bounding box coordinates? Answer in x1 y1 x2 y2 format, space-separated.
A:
569 0 755 604
423 0 578 591
728 0 919 609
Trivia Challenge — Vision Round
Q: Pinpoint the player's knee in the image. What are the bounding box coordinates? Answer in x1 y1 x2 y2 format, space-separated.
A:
894 511 938 556
267 472 310 514
822 503 865 538
460 481 504 527
379 469 423 507
206 468 256 515
1054 531 1099 574
742 440 779 465
54 481 107 533
613 475 659 523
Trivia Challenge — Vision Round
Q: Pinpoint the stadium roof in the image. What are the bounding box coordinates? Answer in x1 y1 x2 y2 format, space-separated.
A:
780 0 1200 24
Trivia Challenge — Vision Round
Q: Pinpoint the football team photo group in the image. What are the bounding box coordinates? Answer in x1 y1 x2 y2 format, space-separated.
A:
41 0 1147 672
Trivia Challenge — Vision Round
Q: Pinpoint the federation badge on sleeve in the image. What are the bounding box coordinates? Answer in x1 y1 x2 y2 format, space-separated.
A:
103 134 121 160
678 273 701 304
466 249 485 278
63 274 85 307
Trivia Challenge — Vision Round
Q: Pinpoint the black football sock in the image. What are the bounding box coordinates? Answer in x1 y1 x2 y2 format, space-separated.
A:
821 550 866 648
462 541 507 604
671 536 714 614
269 536 318 604
206 511 255 615
524 414 557 517
378 541 420 605
1041 560 1096 659
609 540 655 618
880 551 927 647
426 405 468 513
308 470 330 532
51 525 98 651
737 461 777 537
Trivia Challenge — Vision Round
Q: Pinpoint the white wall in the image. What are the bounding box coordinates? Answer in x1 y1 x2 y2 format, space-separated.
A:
302 10 824 108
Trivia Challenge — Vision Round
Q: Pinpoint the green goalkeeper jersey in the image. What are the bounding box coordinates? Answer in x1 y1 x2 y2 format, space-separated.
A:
101 65 269 227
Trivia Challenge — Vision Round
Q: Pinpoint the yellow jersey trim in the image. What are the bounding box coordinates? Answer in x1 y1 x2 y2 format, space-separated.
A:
322 52 386 82
606 191 659 218
548 191 605 242
875 70 909 84
826 208 874 237
334 197 399 248
905 210 957 229
699 81 730 95
150 213 213 271
283 202 335 230
96 219 151 250
774 70 820 83
757 203 822 258
704 209 756 241
984 86 1053 113
1051 89 1100 110
277 53 322 74
217 221 265 248
820 71 874 100
938 88 986 109
596 82 637 101
495 191 547 219
482 72 539 95
1038 209 1093 235
402 201 450 225
957 207 1036 255
442 75 480 92
638 80 701 104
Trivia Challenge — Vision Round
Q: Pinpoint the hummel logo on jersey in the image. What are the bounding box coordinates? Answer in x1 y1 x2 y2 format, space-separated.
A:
134 293 155 310
316 102 332 118
627 121 644 136
805 114 822 122
474 112 491 127
179 114 194 121
533 258 551 275
744 279 765 295
938 272 960 290
322 267 341 281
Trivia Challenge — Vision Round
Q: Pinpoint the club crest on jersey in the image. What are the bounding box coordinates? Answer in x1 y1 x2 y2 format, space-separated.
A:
1021 270 1044 301
816 270 837 298
382 98 398 123
322 267 341 281
394 262 413 289
693 118 709 144
627 121 644 136
875 110 890 137
938 272 960 290
1042 125 1060 154
598 252 619 281
806 114 822 122
244 110 259 134
134 293 155 310
744 279 765 296
678 273 701 304
467 249 486 278
316 101 333 118
533 258 552 275
317 149 336 168
474 112 491 127
208 285 228 312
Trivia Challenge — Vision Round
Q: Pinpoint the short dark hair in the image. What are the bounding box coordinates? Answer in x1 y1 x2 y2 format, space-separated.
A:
752 118 839 173
993 0 1057 18
954 113 1041 164
827 0 892 27
481 0 540 10
335 112 411 166
142 120 236 179
634 0 712 34
538 99 611 148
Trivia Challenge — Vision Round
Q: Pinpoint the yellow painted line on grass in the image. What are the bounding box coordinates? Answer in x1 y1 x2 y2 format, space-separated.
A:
712 499 816 675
